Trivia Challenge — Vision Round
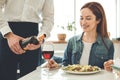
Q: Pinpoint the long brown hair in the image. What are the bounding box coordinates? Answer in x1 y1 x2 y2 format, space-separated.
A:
80 2 109 38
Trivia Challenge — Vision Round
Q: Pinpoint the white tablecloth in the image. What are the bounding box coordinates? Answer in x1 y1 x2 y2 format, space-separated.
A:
18 66 117 80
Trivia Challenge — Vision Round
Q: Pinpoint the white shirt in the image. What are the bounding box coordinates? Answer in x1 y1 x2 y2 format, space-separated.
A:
0 0 54 38
80 41 93 65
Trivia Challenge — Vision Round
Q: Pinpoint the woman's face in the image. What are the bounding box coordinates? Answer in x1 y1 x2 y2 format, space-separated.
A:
80 8 100 33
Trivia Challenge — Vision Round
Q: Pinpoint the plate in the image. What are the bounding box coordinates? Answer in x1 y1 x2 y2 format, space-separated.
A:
62 69 101 74
61 65 101 74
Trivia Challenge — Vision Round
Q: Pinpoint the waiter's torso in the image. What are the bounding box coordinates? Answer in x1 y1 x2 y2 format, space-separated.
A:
3 0 45 23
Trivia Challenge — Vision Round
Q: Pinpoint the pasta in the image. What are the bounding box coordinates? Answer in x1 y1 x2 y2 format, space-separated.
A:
62 64 100 72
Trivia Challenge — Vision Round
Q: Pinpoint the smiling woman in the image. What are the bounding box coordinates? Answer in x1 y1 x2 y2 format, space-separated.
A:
44 2 114 70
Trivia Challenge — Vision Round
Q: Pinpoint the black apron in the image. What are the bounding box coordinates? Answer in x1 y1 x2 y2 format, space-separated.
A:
0 22 40 80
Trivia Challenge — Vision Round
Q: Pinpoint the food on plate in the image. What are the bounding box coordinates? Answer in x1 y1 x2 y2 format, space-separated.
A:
62 64 100 72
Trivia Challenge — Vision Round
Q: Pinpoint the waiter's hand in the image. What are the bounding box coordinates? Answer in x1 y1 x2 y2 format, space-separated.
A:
5 32 25 54
23 43 41 51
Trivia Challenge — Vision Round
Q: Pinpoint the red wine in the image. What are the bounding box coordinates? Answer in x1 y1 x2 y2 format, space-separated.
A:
42 51 54 59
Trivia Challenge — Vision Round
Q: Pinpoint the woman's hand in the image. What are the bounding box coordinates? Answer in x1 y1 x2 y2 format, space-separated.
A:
48 60 59 68
41 59 59 69
104 59 114 71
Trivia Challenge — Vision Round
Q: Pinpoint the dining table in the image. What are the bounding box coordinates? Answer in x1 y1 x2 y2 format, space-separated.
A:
18 65 117 80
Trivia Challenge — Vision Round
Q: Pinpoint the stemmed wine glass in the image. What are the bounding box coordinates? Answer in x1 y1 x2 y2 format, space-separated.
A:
41 41 54 77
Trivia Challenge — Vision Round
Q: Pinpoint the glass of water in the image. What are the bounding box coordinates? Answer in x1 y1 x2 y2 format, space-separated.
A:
112 58 120 80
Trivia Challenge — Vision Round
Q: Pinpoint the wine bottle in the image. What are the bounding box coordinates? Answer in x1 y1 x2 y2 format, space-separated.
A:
19 34 46 50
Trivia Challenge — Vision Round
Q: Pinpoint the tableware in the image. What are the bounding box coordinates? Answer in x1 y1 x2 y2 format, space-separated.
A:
61 65 101 74
111 58 120 80
112 65 120 80
111 65 120 71
41 41 54 79
42 41 54 61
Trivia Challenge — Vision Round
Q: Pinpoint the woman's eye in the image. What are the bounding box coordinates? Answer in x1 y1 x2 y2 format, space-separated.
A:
86 17 91 20
80 17 92 20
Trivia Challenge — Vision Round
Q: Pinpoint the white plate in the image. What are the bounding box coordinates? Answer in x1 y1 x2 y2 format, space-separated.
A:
61 67 101 74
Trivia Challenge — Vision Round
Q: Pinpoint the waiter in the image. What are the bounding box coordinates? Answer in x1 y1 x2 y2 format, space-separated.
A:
0 0 54 80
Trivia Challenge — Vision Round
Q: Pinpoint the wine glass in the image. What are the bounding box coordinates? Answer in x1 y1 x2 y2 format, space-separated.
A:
42 41 54 61
112 58 120 80
41 41 54 77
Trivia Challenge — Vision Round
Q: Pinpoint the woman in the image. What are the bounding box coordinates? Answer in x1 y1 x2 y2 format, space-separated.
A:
46 2 114 69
